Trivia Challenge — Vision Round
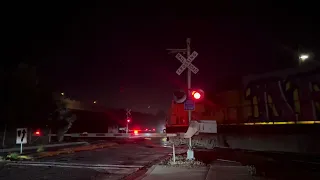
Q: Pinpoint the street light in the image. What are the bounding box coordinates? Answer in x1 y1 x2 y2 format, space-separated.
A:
93 101 97 104
299 54 309 65
61 92 64 96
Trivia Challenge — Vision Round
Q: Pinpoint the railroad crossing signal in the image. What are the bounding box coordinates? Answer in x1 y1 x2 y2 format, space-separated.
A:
167 38 199 160
175 51 199 75
126 108 131 118
16 128 27 144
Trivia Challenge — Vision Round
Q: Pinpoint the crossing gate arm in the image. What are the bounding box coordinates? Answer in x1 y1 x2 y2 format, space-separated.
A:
46 133 176 138
184 120 217 138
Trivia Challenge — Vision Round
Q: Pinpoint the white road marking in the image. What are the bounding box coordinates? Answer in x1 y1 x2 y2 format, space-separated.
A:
6 162 140 175
292 160 320 165
6 161 143 169
216 159 239 163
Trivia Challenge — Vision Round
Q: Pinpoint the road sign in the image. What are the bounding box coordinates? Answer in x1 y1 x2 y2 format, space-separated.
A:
16 128 27 144
175 51 199 75
184 99 195 111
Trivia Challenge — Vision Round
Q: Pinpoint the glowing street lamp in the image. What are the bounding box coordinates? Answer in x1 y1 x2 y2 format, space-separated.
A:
299 54 309 65
61 92 64 96
299 54 309 61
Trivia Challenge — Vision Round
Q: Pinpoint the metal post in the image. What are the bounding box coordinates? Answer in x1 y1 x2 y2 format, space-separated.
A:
126 122 129 134
264 84 269 121
186 38 194 160
172 143 176 163
20 143 23 154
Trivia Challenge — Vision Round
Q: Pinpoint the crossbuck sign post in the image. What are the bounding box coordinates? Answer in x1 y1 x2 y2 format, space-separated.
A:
175 51 199 75
166 38 199 160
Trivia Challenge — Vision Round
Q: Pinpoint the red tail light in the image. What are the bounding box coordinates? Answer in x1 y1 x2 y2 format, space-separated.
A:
152 128 156 131
134 130 139 135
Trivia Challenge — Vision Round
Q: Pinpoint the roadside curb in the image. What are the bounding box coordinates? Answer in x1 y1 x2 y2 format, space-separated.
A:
134 165 156 180
0 142 88 154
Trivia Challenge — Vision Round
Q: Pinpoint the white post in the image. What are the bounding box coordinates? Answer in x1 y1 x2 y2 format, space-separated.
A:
2 124 7 147
20 143 23 154
48 129 52 143
186 38 194 160
172 143 176 163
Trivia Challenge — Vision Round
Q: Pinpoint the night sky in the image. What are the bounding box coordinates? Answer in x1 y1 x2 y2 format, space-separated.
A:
4 1 320 114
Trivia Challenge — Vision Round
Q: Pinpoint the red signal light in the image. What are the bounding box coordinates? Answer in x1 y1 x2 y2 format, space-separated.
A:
34 130 41 136
134 130 139 135
192 91 201 99
127 119 130 123
191 89 204 100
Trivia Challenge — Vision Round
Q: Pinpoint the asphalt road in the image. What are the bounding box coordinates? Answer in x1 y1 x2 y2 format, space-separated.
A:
0 138 186 180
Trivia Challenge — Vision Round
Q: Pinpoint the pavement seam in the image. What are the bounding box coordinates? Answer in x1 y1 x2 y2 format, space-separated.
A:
121 151 187 180
204 165 212 180
134 165 156 180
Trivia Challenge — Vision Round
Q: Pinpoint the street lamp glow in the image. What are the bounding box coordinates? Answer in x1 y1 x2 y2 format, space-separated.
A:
299 54 309 61
93 101 97 104
61 92 64 96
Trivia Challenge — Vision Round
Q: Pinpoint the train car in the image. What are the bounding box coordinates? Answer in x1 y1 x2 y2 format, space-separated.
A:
166 64 320 153
167 63 320 127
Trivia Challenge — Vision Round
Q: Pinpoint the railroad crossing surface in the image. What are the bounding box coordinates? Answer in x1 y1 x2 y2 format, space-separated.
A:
2 138 319 179
0 138 185 180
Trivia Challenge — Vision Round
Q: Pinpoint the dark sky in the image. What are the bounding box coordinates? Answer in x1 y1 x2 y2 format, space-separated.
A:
4 1 320 114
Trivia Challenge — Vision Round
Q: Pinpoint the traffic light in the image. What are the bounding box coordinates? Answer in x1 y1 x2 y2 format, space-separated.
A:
173 89 187 103
191 89 204 101
127 119 131 123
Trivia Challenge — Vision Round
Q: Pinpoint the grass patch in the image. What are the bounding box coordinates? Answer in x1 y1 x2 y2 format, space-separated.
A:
37 145 45 153
5 153 33 161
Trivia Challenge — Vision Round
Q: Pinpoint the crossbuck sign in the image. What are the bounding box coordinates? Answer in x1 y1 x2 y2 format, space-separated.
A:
175 51 199 75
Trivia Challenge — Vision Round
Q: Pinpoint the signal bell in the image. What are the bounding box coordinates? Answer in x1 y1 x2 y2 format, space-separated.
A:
173 89 187 104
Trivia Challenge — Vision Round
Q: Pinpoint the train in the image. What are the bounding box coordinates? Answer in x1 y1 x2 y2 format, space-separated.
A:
166 63 320 153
